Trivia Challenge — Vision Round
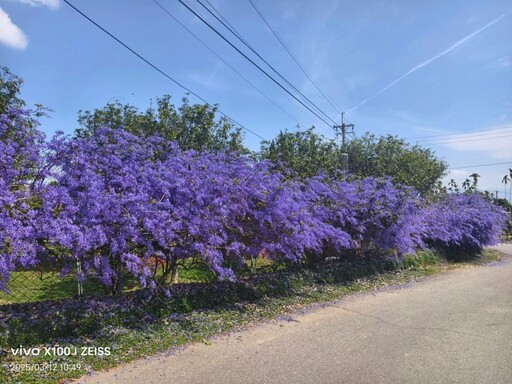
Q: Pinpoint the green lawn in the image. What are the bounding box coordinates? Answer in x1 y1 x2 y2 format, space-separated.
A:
0 271 104 304
0 257 273 305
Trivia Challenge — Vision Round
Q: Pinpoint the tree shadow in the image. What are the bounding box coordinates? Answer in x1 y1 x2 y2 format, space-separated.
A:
0 255 396 347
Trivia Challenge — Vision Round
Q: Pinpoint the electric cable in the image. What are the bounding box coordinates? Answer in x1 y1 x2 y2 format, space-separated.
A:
447 161 511 170
151 0 307 129
190 0 337 127
405 127 512 140
422 133 512 145
247 0 341 115
62 0 266 141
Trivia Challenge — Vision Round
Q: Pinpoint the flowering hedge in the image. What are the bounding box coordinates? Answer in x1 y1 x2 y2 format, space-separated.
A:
0 108 507 293
0 108 48 291
422 193 507 254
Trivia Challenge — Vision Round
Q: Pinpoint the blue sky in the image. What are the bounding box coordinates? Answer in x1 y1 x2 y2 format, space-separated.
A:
1 0 511 196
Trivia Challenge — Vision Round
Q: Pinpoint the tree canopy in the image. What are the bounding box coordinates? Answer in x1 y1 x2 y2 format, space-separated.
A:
76 95 248 154
346 133 448 195
259 129 448 195
0 66 25 114
259 128 339 178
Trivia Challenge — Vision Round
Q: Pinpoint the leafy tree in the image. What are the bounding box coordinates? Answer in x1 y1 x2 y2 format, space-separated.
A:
0 107 50 291
345 133 448 195
448 179 460 193
502 174 509 202
259 128 340 178
0 66 25 114
469 173 480 190
76 95 248 153
509 168 512 203
260 130 447 194
492 196 512 237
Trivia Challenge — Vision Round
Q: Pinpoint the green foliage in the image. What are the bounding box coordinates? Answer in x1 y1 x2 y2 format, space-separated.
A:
346 133 448 195
0 66 25 114
76 95 248 153
259 129 447 195
0 271 102 304
403 250 438 269
259 128 340 178
492 197 512 236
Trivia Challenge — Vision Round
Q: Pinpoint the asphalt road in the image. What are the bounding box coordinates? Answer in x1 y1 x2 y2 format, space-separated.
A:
79 244 512 384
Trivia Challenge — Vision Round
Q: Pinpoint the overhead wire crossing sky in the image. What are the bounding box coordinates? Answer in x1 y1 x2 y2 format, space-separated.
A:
188 0 338 129
62 0 267 141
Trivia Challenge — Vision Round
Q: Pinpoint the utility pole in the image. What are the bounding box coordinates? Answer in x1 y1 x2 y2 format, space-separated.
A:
334 112 355 175
339 112 354 148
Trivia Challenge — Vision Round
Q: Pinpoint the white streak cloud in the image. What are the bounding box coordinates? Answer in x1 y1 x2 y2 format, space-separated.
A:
0 7 28 49
12 0 60 9
348 12 509 113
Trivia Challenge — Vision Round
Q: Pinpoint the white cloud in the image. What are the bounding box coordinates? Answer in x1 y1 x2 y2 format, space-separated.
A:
446 169 469 178
0 7 28 49
496 56 511 68
12 0 60 9
436 126 512 160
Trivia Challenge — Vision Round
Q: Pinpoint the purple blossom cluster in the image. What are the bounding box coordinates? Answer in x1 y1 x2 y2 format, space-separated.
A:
0 108 48 291
422 193 507 253
0 108 508 293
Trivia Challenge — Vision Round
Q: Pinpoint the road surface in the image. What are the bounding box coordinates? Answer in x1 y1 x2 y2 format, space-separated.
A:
79 244 512 384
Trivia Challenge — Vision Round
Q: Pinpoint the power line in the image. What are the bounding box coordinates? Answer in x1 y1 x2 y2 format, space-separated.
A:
424 133 512 145
198 0 333 132
405 126 512 140
185 0 316 128
448 161 512 170
247 0 341 115
204 0 250 48
62 0 266 141
189 0 338 127
194 0 335 125
151 0 306 129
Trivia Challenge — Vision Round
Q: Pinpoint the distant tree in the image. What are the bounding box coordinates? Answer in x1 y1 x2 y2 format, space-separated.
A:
492 195 512 237
503 174 510 204
462 178 471 191
260 130 447 194
0 66 25 114
345 133 448 195
448 179 460 193
509 168 512 203
76 95 248 153
469 173 480 190
431 180 447 195
259 128 339 178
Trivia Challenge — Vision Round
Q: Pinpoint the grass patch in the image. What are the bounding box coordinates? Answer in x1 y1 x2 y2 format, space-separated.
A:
0 271 104 305
0 247 506 384
0 257 274 305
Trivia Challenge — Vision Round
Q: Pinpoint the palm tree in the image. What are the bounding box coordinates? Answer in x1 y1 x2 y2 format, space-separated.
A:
469 173 480 190
462 178 471 191
448 178 458 193
503 174 510 203
509 168 512 203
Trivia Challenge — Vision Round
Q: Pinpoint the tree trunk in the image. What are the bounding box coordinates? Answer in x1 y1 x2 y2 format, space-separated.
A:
170 259 179 284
